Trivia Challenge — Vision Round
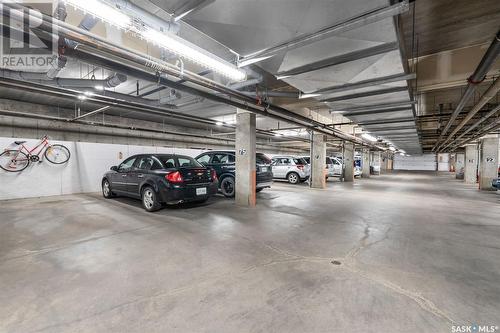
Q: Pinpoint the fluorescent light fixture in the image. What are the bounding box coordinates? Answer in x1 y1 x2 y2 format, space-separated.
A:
389 146 396 151
94 85 104 91
83 91 94 96
77 95 87 100
215 122 223 126
275 75 292 80
63 0 132 29
142 28 246 82
64 0 245 82
361 133 377 142
274 133 283 137
237 55 274 68
299 93 321 99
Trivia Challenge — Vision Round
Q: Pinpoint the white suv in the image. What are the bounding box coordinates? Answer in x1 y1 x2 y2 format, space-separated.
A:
301 156 340 178
271 156 310 184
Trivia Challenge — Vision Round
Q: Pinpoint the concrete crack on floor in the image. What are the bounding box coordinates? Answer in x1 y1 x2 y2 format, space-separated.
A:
332 225 459 325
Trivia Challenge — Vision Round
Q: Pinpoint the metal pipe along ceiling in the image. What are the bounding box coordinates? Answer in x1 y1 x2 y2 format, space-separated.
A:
0 69 127 89
0 2 378 149
444 104 500 151
433 30 500 151
448 118 500 149
438 77 500 150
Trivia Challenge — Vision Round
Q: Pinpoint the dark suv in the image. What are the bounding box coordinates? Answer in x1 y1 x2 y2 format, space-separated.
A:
195 151 273 197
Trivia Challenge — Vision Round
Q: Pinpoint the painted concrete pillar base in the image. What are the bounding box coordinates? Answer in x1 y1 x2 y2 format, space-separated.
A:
310 132 326 189
235 109 256 206
464 145 478 184
479 136 499 190
344 142 354 182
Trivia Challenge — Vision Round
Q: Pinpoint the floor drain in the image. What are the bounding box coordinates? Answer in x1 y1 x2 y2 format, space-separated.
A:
331 260 341 265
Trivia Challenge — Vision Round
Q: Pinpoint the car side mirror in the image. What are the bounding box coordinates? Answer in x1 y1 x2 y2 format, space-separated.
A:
110 166 118 171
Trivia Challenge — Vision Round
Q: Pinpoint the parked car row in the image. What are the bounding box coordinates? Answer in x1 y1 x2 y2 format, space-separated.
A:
101 151 368 211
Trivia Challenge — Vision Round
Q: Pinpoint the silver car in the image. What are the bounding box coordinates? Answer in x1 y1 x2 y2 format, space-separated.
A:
301 156 340 178
271 156 310 184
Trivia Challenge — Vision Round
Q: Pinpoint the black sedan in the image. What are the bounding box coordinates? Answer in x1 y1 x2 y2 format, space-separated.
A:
102 154 218 211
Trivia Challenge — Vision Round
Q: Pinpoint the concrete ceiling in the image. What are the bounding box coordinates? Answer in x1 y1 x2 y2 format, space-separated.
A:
400 0 500 58
157 0 421 153
3 0 498 154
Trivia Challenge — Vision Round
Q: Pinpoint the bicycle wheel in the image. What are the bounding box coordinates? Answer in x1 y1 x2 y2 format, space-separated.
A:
0 150 30 172
44 144 70 164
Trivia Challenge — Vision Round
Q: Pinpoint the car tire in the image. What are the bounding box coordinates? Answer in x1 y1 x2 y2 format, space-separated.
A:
141 186 162 212
102 179 115 199
220 177 235 197
287 172 300 184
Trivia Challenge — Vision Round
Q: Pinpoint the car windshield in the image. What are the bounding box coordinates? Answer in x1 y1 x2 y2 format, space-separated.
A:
256 153 271 164
158 155 202 168
294 158 307 165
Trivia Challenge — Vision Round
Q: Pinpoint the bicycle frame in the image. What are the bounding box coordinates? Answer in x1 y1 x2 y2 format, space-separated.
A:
17 135 50 158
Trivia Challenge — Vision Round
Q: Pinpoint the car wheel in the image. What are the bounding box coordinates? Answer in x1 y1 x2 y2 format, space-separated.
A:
287 172 300 184
220 177 235 197
141 186 162 212
102 179 115 198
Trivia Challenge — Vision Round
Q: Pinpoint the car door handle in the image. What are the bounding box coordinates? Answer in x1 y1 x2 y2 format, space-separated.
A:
137 174 144 178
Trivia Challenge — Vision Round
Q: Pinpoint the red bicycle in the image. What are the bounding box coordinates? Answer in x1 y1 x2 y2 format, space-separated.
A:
0 135 70 172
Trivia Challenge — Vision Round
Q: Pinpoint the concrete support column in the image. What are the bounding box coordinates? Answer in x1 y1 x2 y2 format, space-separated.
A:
464 144 478 184
455 153 465 179
372 151 381 175
362 148 370 178
450 154 456 172
235 109 256 206
310 132 326 189
380 152 388 174
479 136 499 190
344 142 354 182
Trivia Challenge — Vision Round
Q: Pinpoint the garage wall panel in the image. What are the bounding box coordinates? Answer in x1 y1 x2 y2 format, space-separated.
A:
0 137 206 200
393 154 437 171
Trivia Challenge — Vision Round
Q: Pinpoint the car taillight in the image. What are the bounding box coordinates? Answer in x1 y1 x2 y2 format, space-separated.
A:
211 169 218 182
297 164 304 170
166 171 183 183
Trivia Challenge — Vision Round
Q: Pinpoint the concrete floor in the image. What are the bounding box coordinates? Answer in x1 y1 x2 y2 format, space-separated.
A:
1 172 499 332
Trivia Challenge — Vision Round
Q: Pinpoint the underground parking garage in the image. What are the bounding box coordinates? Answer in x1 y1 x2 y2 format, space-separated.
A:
0 0 499 332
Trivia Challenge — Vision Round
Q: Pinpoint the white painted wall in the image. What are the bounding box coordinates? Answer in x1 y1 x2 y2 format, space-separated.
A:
0 137 207 200
393 154 437 171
